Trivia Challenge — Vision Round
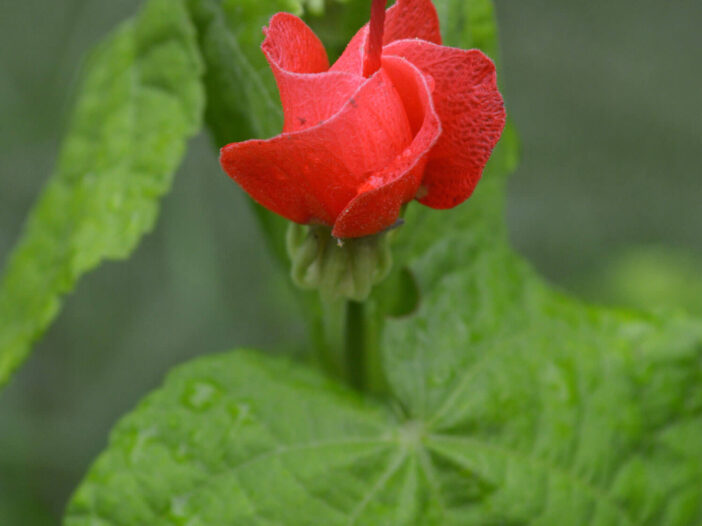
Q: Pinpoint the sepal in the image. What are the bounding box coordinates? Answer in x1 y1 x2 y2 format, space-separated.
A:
286 224 392 301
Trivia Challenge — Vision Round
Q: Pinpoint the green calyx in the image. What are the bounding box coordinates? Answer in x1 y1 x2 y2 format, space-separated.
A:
286 223 393 302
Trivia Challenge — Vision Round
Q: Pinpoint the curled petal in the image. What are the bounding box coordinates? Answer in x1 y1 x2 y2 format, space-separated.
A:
383 0 441 47
333 56 441 238
331 0 441 76
263 13 364 132
220 70 412 227
262 13 329 74
384 39 506 208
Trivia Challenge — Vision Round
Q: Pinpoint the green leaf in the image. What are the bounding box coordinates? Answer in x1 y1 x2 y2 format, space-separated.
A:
383 242 702 524
65 297 702 525
186 0 290 143
65 0 702 524
0 0 204 388
434 0 502 63
65 351 404 525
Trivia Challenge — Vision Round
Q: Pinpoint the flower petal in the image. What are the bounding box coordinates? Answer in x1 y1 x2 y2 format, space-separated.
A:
331 0 441 76
262 13 364 133
384 39 506 208
332 55 441 238
262 13 329 74
220 69 412 227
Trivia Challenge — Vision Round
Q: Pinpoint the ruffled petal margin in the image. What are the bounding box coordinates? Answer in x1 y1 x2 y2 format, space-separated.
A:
384 39 506 208
263 13 364 133
262 13 328 74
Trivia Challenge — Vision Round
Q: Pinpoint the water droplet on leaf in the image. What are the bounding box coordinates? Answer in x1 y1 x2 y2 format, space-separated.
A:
181 380 221 412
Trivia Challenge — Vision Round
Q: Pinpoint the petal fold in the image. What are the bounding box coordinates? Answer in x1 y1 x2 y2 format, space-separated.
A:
263 13 364 133
333 56 441 238
262 13 329 74
384 39 506 208
331 0 441 76
220 70 412 227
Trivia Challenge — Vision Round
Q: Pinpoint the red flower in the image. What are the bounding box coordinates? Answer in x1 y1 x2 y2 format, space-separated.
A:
220 0 505 238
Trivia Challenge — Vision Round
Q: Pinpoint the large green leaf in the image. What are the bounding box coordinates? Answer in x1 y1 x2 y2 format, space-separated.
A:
65 0 702 524
65 351 402 525
0 0 204 388
64 297 702 525
383 243 702 525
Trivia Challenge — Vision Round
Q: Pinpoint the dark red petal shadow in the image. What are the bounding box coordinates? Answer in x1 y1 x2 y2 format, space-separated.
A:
220 70 412 227
263 13 365 133
332 56 441 238
331 0 441 76
384 39 506 208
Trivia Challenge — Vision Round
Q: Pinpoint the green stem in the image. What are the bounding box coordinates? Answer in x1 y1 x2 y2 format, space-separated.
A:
345 300 366 390
344 299 388 394
314 297 346 379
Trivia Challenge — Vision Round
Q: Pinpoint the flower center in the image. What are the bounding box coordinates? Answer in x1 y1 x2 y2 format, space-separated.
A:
362 0 387 77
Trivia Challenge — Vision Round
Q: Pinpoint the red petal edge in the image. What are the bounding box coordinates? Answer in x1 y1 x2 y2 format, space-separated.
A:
220 70 412 227
262 13 328 74
263 13 364 133
331 0 441 76
332 56 441 238
384 39 506 208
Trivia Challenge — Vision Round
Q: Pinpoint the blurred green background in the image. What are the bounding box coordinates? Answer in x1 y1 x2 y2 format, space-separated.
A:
0 0 700 523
